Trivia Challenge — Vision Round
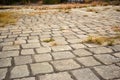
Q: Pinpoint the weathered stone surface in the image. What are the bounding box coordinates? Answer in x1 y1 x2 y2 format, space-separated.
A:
14 56 32 65
70 44 86 49
3 45 20 51
52 51 75 60
39 72 73 80
94 54 120 64
30 62 53 75
21 49 35 55
88 47 113 54
0 58 12 67
94 65 120 79
11 65 29 78
113 52 120 58
21 43 40 49
34 54 52 62
73 49 92 57
35 47 51 53
109 45 120 51
0 68 7 80
14 77 35 80
71 68 100 80
76 56 101 66
51 59 80 71
0 51 19 58
52 45 72 51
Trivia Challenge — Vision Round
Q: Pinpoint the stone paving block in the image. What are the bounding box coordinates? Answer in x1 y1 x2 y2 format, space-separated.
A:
0 50 19 58
27 39 39 43
113 52 120 58
21 49 35 55
34 54 52 62
88 47 113 54
21 43 40 49
94 54 120 64
14 56 32 65
51 51 75 60
3 45 20 51
0 42 13 46
35 47 51 54
71 68 100 80
94 65 120 79
67 39 82 44
11 65 29 78
39 72 73 80
73 49 92 57
14 77 35 80
84 43 99 47
76 56 101 66
52 45 72 52
0 68 7 80
0 58 12 67
30 62 53 75
109 45 120 51
51 59 80 71
70 44 86 49
14 40 26 45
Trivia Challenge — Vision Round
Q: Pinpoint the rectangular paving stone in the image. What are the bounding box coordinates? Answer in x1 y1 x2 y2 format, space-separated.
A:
2 45 20 51
51 59 81 71
70 44 86 49
13 77 35 80
0 51 19 58
71 68 100 80
11 65 29 78
73 49 92 57
34 54 52 62
39 72 73 80
109 45 120 51
0 68 7 80
30 62 53 75
35 47 51 54
14 55 32 65
76 56 101 67
94 65 120 79
21 49 35 55
67 39 82 44
52 45 72 52
88 47 113 54
94 54 120 64
0 58 12 67
21 43 40 49
51 51 75 60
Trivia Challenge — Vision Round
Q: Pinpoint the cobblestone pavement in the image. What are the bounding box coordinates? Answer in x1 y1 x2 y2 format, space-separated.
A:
0 6 120 80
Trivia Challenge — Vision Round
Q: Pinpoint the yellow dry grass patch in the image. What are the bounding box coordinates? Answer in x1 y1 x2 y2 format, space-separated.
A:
0 12 19 27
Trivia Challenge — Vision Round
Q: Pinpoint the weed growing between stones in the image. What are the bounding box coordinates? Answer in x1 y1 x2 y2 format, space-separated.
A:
43 38 55 43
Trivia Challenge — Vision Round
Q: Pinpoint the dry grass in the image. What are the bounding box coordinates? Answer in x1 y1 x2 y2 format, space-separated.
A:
111 26 120 32
86 8 99 13
43 38 55 43
0 12 20 27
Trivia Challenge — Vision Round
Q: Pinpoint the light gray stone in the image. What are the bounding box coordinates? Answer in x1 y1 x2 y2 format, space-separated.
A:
14 56 32 65
0 58 12 67
109 45 120 51
76 56 101 66
39 72 73 80
21 43 40 49
21 49 35 55
11 65 29 78
88 47 113 54
71 68 100 80
52 51 75 60
51 59 80 71
0 51 19 58
73 49 92 57
70 44 86 49
0 68 7 80
14 77 35 80
52 45 72 51
30 62 53 75
35 47 51 54
94 65 120 79
34 54 52 62
113 52 120 58
94 54 120 64
3 45 20 51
